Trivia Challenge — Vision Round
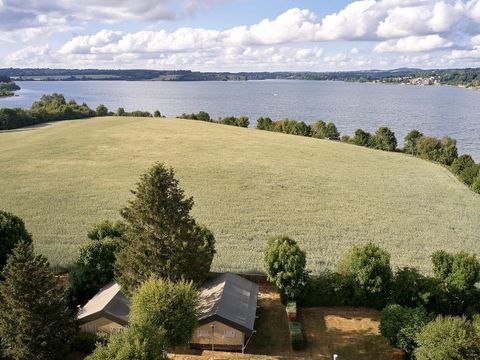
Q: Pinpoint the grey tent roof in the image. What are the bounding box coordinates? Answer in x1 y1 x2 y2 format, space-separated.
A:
78 282 131 326
198 272 259 335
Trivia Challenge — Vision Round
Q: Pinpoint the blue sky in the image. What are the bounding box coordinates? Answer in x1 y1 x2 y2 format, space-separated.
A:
1 0 480 71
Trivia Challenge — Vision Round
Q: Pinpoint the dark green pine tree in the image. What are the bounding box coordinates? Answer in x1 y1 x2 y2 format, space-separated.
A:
0 242 77 360
116 163 215 295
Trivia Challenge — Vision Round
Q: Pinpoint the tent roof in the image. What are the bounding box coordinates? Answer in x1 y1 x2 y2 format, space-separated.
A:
198 272 259 335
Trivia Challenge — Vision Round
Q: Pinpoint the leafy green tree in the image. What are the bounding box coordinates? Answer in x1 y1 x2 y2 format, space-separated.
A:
451 155 479 186
472 176 480 194
96 104 108 116
235 116 250 127
87 219 124 241
116 107 125 116
0 242 77 360
153 110 162 117
417 136 443 162
353 129 372 147
440 136 458 165
380 304 433 356
256 117 273 130
69 238 117 301
325 122 340 140
404 129 424 155
432 251 480 293
373 127 397 151
263 236 308 301
392 267 432 308
415 316 480 360
86 327 166 360
310 120 327 139
337 243 393 308
130 278 198 348
116 163 215 294
0 210 32 271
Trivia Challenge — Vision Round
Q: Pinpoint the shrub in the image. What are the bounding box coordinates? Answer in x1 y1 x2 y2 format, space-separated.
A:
153 110 162 117
415 316 480 360
86 327 166 360
432 251 480 293
130 278 198 348
116 163 215 294
71 332 99 354
392 267 432 308
337 243 393 308
256 117 273 130
373 127 397 151
116 107 125 116
217 116 249 127
0 210 32 271
288 321 305 351
263 236 308 302
271 119 310 136
300 271 354 307
380 304 433 355
178 111 211 122
340 135 352 143
87 219 124 241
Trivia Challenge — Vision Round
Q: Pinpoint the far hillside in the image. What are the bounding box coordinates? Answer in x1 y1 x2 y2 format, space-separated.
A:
1 117 479 272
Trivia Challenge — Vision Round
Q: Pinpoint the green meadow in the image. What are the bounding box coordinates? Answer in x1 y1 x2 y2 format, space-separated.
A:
1 117 479 273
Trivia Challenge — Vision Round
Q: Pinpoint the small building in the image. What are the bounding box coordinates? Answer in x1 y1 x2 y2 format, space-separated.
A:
191 272 259 352
77 282 130 334
77 273 259 352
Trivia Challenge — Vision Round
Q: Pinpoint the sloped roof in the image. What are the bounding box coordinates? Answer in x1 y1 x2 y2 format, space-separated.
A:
198 272 259 335
78 282 131 326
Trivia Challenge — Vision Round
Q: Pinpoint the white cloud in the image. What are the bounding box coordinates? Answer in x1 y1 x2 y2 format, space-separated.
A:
374 35 454 52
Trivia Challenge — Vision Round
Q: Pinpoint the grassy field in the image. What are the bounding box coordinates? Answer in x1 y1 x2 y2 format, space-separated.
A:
1 116 479 272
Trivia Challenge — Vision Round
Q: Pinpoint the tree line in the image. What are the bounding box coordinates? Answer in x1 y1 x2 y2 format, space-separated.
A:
0 76 20 97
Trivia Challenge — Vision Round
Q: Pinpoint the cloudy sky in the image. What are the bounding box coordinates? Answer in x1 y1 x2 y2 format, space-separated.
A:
1 0 480 71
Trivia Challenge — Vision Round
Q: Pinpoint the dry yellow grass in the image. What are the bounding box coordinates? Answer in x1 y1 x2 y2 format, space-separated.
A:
1 116 479 272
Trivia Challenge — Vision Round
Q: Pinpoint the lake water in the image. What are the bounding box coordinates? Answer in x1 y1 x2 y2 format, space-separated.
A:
2 80 480 159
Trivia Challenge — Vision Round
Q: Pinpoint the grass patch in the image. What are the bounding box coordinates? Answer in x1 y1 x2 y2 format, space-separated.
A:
0 116 479 271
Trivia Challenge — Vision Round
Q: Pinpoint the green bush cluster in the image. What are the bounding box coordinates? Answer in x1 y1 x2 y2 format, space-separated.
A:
301 246 480 316
116 107 154 117
0 93 97 130
178 112 249 127
288 321 305 351
256 117 339 139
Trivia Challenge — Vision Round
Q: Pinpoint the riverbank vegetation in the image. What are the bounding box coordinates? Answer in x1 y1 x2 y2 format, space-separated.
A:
0 75 20 97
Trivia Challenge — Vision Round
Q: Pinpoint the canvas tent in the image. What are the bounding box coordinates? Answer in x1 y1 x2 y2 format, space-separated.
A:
78 273 259 352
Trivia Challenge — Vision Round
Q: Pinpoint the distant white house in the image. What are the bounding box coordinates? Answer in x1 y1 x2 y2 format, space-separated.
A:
78 272 259 352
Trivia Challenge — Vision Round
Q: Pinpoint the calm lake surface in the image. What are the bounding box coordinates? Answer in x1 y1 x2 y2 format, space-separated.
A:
2 80 480 159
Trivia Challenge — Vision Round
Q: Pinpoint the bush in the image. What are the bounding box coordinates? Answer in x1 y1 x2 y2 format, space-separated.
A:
380 304 433 355
310 120 327 139
178 111 211 122
130 278 199 348
288 321 305 351
300 271 354 307
256 117 273 130
153 110 162 117
325 122 340 140
415 316 480 360
337 243 393 308
217 116 249 127
272 119 310 136
263 236 308 302
87 219 124 241
71 332 99 354
417 136 458 165
392 267 432 308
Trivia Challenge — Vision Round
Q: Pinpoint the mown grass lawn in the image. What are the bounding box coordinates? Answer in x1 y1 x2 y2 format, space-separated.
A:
1 116 479 272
